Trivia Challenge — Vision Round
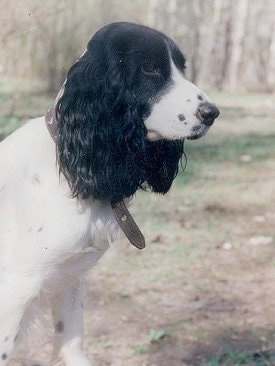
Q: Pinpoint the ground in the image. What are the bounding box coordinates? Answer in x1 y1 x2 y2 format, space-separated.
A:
2 90 275 366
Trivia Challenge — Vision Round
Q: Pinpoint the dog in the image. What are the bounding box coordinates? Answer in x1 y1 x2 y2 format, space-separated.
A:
0 22 219 365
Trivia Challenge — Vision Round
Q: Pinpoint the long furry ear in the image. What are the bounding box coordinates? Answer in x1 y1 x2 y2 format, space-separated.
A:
144 140 184 194
55 44 148 202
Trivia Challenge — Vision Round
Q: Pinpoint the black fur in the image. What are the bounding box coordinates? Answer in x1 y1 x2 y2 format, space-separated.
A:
56 22 185 202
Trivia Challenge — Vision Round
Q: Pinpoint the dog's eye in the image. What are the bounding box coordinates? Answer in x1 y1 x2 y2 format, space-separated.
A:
141 63 161 77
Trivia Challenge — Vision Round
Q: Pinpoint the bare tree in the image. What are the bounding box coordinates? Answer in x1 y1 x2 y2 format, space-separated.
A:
1 0 274 93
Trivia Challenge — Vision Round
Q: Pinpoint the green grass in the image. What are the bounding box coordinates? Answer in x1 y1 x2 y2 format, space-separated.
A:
148 328 170 343
131 329 170 355
0 116 22 140
176 133 275 187
206 349 275 366
0 77 53 140
186 134 275 162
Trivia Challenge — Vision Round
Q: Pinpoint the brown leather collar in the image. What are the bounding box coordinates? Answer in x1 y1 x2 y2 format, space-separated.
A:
45 107 146 250
45 107 58 141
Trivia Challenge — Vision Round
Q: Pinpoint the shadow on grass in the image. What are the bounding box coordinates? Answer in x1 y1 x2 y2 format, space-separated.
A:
146 328 275 366
186 330 275 366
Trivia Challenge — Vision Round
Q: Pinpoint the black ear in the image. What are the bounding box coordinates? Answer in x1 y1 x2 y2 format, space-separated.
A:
55 43 148 202
144 140 184 194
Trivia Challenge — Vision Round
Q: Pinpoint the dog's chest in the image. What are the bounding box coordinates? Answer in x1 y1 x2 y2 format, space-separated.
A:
44 201 122 283
0 176 121 277
45 197 121 260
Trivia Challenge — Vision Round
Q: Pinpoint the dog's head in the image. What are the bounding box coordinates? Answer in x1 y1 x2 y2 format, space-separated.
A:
55 22 219 202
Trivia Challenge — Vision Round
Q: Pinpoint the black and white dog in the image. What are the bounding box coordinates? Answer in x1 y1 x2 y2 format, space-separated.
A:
0 22 219 365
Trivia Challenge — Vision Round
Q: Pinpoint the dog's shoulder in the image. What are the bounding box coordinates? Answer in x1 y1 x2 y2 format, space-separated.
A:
0 117 57 188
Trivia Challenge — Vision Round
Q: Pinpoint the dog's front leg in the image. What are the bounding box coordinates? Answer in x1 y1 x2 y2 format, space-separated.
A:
51 278 91 366
0 274 41 365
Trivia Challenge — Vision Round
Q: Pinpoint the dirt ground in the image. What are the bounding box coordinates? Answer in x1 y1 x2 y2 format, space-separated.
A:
7 92 275 365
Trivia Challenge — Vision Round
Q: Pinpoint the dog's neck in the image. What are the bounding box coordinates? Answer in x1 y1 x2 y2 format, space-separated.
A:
45 107 146 250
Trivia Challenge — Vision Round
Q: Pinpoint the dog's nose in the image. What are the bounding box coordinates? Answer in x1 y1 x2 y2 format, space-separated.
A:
198 102 220 126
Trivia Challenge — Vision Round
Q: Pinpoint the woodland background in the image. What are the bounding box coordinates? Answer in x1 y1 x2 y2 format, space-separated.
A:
1 0 275 95
1 1 275 366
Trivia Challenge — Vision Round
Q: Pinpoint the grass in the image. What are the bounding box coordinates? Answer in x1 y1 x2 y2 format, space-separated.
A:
131 328 170 355
0 115 21 140
206 349 275 366
0 79 52 140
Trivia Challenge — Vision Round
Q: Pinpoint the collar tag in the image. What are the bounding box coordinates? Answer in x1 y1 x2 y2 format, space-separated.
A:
45 107 58 142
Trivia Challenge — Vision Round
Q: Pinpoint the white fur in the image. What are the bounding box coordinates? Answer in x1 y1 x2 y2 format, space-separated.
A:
145 66 212 141
0 118 119 365
0 56 215 365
